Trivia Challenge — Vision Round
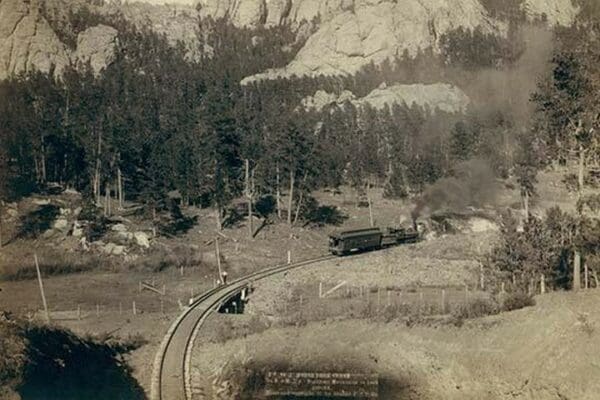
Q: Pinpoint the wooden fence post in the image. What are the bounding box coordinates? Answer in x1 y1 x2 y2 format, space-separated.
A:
287 250 291 264
319 282 323 298
441 289 446 313
480 263 485 290
541 274 546 294
133 301 137 315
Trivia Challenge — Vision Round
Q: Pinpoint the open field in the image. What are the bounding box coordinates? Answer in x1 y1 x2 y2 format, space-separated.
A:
191 290 600 400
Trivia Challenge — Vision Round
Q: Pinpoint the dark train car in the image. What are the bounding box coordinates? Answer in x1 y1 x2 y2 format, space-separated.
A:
329 226 419 255
328 228 382 255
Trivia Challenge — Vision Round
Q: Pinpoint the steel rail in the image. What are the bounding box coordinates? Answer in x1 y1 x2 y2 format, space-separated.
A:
151 255 336 400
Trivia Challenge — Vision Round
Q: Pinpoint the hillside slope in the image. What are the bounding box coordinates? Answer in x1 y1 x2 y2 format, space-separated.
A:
191 290 600 400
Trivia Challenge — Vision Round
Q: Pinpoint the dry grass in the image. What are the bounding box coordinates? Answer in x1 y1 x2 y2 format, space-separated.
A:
0 250 101 281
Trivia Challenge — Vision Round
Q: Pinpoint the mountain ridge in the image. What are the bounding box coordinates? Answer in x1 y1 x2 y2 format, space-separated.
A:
0 0 578 81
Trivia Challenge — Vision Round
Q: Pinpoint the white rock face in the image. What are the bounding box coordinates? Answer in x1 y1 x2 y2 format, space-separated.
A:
522 0 578 26
0 0 70 79
196 0 578 28
242 0 503 82
134 231 150 248
301 89 355 110
303 83 470 114
74 25 118 74
195 0 579 83
112 2 201 59
359 83 470 113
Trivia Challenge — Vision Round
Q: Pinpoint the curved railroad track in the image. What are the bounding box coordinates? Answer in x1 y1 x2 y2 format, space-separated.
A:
150 255 336 400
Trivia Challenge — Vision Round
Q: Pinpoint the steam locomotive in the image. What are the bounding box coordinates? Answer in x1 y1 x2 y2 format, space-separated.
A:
328 226 419 256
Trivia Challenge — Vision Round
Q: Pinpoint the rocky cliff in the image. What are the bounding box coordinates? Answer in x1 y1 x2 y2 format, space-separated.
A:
197 0 578 28
0 0 199 80
302 83 470 114
0 0 579 81
0 0 69 79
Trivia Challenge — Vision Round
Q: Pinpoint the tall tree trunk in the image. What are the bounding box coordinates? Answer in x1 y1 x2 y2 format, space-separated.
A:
523 190 529 223
245 159 253 238
573 141 585 291
276 164 281 219
578 143 585 191
117 167 123 209
366 182 374 227
104 182 110 217
293 190 304 226
34 158 40 183
292 171 308 226
573 251 581 291
63 94 70 185
216 204 223 231
0 201 3 248
287 170 295 225
95 127 102 204
40 139 47 184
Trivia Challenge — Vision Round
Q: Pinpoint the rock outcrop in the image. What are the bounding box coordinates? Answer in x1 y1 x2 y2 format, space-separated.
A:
0 0 199 80
522 0 578 26
109 2 201 59
0 0 70 79
303 83 470 114
191 0 575 83
197 0 578 28
241 0 502 82
73 25 118 74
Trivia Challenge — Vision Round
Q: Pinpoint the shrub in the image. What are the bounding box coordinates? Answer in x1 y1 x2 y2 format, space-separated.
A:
500 291 535 312
577 313 595 336
130 245 205 272
0 313 27 395
17 204 60 239
451 297 499 321
0 252 100 281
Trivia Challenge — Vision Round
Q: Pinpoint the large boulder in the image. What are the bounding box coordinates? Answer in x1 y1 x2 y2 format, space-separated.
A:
103 242 126 256
52 218 69 232
111 223 128 233
133 231 150 248
72 221 84 238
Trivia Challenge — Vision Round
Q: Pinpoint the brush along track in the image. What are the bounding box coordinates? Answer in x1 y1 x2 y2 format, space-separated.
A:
151 255 336 400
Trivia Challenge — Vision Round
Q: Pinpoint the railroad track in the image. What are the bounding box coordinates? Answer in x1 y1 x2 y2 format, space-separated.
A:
150 255 336 400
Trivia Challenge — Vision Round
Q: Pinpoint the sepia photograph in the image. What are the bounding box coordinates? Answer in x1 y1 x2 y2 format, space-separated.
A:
0 0 599 399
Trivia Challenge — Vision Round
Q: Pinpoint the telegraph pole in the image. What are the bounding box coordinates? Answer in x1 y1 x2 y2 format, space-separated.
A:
34 254 50 323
